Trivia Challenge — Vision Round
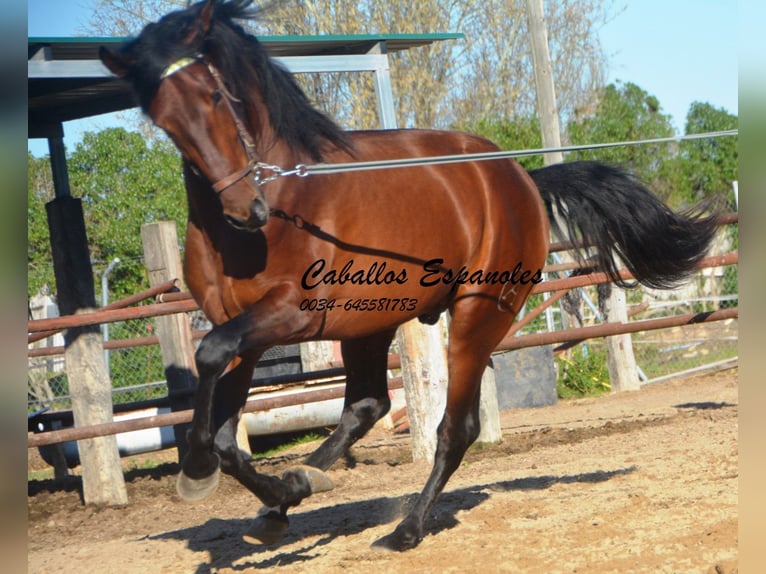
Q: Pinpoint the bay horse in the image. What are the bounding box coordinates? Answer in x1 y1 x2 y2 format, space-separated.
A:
100 0 718 552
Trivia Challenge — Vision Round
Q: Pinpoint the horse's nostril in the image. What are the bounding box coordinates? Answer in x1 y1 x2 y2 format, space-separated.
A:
251 198 269 225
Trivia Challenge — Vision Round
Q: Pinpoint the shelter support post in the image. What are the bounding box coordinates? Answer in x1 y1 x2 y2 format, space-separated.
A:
368 42 398 130
46 195 128 506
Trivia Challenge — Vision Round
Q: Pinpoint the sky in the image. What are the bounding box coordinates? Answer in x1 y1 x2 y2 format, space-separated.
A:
27 0 740 156
599 0 738 131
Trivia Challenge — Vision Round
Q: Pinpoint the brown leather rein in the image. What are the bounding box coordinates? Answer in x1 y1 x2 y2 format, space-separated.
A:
159 55 264 197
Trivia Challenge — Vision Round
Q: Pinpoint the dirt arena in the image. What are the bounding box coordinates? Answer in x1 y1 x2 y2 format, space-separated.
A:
28 368 738 573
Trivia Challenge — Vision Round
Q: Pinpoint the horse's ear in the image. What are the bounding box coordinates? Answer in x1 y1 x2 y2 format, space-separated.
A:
184 0 215 45
99 46 132 78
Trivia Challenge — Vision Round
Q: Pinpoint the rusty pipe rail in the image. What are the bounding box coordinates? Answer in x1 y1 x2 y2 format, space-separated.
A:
531 252 737 295
497 307 738 352
28 378 404 448
27 298 199 334
28 279 181 344
27 304 739 449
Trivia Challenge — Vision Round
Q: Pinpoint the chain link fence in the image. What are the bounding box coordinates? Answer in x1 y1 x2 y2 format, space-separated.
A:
28 307 173 413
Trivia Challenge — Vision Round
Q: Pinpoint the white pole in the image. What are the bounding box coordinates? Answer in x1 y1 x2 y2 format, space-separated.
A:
101 257 120 377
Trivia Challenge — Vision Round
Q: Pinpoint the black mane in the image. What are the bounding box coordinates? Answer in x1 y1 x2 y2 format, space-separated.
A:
114 0 352 161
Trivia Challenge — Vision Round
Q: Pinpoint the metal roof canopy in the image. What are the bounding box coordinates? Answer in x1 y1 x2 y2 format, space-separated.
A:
29 33 463 138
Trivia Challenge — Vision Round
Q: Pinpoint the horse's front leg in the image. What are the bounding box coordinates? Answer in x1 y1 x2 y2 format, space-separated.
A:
176 287 332 508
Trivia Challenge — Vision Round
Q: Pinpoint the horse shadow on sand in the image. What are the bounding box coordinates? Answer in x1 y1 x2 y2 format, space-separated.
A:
147 466 637 573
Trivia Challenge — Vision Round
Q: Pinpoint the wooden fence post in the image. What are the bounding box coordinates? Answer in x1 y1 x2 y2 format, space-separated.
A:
300 341 335 372
600 285 640 392
477 364 502 444
141 222 198 461
397 319 447 463
47 196 128 506
399 313 502 462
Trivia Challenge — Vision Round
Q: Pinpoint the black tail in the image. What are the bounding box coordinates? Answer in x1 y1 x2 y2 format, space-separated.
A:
528 161 720 290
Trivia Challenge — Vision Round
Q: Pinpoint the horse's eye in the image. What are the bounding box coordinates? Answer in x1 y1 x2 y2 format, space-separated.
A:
212 90 222 105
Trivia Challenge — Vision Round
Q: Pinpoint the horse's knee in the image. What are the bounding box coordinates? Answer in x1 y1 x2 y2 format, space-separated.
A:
195 328 239 377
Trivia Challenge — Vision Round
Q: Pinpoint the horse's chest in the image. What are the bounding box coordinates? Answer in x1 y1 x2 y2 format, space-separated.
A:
218 277 264 318
185 250 269 325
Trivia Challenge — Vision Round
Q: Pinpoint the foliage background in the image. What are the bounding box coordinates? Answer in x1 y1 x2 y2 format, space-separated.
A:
28 129 187 300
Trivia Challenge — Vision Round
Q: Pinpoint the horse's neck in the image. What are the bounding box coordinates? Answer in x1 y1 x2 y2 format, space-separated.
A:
244 99 283 163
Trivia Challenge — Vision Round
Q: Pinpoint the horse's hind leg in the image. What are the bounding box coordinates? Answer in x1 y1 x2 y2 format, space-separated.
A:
304 328 397 470
245 329 396 545
372 295 517 552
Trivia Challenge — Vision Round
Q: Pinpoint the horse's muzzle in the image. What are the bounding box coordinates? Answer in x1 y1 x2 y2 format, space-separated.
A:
224 195 269 231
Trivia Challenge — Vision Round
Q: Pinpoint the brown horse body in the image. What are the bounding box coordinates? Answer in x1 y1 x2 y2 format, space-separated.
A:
184 128 548 339
100 0 718 551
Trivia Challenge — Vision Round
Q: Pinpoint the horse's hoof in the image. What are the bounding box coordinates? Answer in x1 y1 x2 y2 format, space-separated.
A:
371 527 422 552
243 510 289 546
283 464 334 494
176 453 221 502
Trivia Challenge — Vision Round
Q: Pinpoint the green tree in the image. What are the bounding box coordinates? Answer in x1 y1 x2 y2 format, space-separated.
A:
673 102 738 207
27 152 57 297
673 102 739 306
455 115 545 171
27 128 187 301
566 81 677 197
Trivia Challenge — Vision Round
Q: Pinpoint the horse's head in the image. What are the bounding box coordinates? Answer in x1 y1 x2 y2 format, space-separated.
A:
99 0 269 232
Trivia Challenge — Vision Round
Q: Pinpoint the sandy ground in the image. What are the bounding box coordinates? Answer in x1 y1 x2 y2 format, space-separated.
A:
28 368 738 573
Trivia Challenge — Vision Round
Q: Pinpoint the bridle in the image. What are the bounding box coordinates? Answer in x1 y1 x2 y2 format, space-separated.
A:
159 55 269 197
